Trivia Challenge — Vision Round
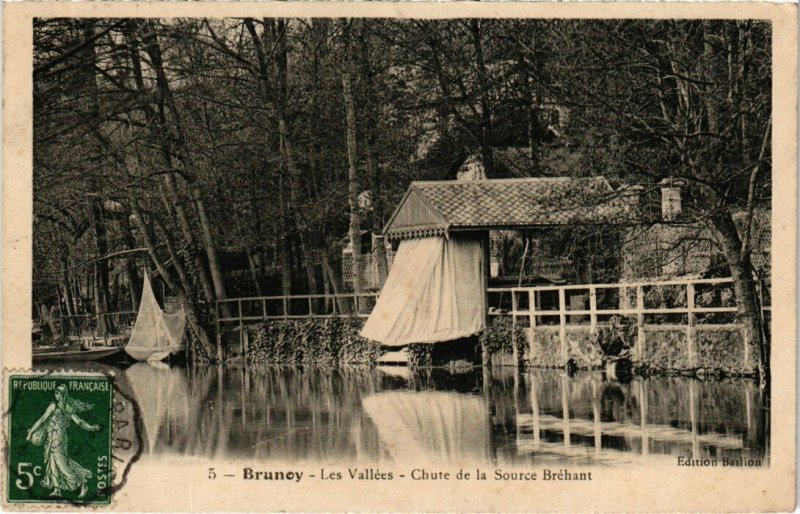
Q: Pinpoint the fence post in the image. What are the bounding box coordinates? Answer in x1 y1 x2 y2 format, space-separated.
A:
511 291 518 324
589 286 597 332
511 291 519 368
238 300 245 358
481 233 490 368
558 288 568 365
636 286 645 361
215 301 223 363
528 290 537 363
639 380 649 456
686 283 695 366
262 299 267 321
282 297 288 319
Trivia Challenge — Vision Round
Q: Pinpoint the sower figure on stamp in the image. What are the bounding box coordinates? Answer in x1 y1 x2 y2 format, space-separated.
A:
26 384 100 498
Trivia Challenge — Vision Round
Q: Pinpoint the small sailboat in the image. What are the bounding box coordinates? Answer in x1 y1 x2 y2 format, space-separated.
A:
125 275 186 362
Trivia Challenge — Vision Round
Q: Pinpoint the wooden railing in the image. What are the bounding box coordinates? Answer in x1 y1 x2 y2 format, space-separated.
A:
487 276 770 366
488 277 769 323
215 292 380 322
45 276 769 361
214 292 381 355
46 310 137 343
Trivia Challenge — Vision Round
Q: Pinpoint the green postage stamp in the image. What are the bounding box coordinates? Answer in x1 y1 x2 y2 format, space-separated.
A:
4 371 114 506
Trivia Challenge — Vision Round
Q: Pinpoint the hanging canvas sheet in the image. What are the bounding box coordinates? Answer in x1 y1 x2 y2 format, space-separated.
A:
125 274 187 361
360 234 485 346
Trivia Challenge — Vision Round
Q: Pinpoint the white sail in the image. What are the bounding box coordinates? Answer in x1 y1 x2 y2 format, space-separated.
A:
125 274 186 361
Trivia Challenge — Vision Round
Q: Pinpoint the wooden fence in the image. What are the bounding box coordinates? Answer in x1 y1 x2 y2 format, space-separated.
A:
213 276 769 363
487 276 770 366
214 292 380 354
44 311 137 344
46 277 769 364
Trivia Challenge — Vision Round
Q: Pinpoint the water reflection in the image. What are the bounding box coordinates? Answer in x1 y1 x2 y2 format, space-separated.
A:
363 391 489 463
115 363 768 466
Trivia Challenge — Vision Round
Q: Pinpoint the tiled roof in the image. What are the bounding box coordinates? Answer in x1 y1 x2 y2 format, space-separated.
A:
385 177 637 239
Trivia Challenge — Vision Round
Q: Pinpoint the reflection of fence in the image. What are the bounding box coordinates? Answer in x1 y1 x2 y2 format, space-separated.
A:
516 375 758 464
487 277 770 366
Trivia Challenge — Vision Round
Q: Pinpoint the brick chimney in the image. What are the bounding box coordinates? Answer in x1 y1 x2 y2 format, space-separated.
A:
658 178 686 222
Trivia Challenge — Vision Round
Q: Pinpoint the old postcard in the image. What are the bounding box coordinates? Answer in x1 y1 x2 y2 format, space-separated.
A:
2 2 796 512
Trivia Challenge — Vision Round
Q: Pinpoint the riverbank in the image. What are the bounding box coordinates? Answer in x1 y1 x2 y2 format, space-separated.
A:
235 317 760 378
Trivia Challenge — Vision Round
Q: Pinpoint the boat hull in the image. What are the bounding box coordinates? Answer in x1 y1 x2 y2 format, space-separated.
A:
32 347 123 363
32 342 82 355
125 345 184 362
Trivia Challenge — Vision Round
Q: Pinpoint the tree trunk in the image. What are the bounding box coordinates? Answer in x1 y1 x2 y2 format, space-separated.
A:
711 212 768 380
278 172 293 296
152 216 194 298
140 20 227 308
518 52 540 173
90 199 114 335
273 21 308 297
125 21 218 306
246 249 263 296
299 233 320 293
322 252 352 315
299 235 321 314
118 214 141 310
59 255 77 318
340 24 364 301
159 170 217 304
245 18 298 298
359 29 389 287
470 19 494 178
80 21 113 335
60 263 77 334
192 188 228 302
702 21 719 134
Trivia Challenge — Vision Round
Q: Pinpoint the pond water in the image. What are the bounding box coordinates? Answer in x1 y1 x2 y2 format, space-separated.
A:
102 363 768 467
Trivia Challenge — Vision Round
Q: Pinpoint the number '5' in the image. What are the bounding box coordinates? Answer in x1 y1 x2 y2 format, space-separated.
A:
16 463 41 490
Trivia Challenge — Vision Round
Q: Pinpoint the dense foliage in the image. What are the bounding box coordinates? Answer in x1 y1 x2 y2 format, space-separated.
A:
248 318 382 365
34 19 771 366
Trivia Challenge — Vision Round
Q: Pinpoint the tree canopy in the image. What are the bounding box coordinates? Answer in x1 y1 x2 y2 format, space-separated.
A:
33 18 771 363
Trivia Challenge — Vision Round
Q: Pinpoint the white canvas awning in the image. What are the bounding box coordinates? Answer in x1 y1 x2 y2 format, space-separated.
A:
360 234 485 346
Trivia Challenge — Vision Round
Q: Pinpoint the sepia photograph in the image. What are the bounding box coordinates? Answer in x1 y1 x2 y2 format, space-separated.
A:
3 2 796 512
